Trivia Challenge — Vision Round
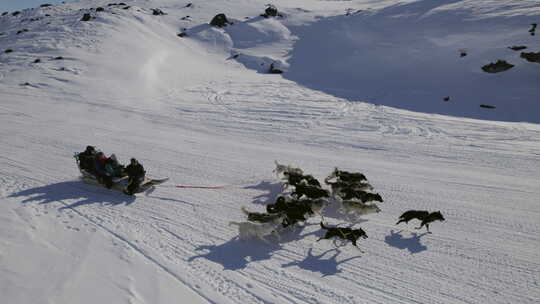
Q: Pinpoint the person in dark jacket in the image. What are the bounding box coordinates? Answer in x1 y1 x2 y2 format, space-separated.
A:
124 158 146 195
78 145 97 173
94 152 113 188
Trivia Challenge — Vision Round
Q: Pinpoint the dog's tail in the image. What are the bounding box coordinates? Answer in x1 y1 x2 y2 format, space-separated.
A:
229 221 240 227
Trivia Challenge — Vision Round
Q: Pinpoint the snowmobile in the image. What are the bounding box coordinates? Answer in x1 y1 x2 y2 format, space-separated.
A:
74 153 168 194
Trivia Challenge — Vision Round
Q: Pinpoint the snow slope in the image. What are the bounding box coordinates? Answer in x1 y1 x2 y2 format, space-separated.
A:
1 1 540 303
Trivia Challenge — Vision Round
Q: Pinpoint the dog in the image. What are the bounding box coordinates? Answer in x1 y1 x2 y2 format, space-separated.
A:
340 188 383 203
396 210 445 232
317 222 368 247
292 183 329 200
326 167 367 184
241 206 284 223
266 196 323 228
273 160 303 178
229 215 284 242
327 180 373 197
340 200 381 216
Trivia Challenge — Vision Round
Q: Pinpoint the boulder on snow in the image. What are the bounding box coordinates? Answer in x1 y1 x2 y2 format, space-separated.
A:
33 58 41 63
268 63 283 74
152 8 166 16
81 13 92 21
529 23 537 36
480 104 496 109
210 13 230 27
261 5 280 18
2 12 8 16
4 49 13 54
177 32 188 38
16 29 29 35
509 45 527 51
96 7 105 12
12 11 21 16
40 4 52 8
520 52 540 63
481 60 514 73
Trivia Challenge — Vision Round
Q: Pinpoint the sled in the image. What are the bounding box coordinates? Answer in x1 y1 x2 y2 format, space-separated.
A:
75 153 168 194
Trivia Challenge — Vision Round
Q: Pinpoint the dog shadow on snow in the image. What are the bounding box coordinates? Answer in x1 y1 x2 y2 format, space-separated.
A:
188 223 319 271
282 247 361 277
9 180 135 210
243 180 284 205
384 230 429 254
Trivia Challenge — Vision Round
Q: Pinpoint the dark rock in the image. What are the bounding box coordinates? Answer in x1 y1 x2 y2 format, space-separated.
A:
481 60 514 73
33 58 41 63
45 14 51 17
460 51 467 57
16 29 28 34
509 45 527 51
520 52 540 63
54 56 64 60
443 96 450 102
12 11 21 16
268 63 283 74
152 8 165 16
185 3 193 8
119 2 126 5
5 49 13 53
81 13 92 21
107 3 117 6
123 6 130 10
40 4 52 8
262 5 278 18
181 15 190 20
480 104 496 109
21 82 31 86
210 13 230 27
96 7 104 12
177 32 187 37
529 23 537 36
0 32 5 36
2 12 8 16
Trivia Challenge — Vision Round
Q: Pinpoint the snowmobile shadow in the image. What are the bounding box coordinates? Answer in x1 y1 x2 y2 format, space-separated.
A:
282 248 361 277
384 230 429 254
188 238 281 271
243 180 284 205
9 181 135 209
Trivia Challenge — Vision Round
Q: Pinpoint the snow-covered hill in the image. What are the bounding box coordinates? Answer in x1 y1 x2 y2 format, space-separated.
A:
1 1 539 303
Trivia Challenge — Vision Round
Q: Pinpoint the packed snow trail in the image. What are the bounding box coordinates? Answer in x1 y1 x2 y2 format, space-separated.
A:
1 1 540 304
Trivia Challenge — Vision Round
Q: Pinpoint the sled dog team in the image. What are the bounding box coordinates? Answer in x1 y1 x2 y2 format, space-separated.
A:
231 161 445 248
76 150 445 247
76 145 146 195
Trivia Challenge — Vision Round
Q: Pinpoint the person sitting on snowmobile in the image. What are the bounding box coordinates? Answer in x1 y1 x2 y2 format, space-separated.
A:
105 154 125 178
124 158 146 195
94 152 113 188
77 145 97 174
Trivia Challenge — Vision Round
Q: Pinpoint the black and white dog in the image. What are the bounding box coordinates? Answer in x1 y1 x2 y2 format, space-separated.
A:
396 210 445 232
318 222 368 247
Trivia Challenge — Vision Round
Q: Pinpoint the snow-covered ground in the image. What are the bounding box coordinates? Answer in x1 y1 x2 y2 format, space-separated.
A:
1 1 539 303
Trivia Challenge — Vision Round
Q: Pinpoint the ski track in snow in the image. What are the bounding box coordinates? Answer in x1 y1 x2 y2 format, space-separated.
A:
1 1 540 304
